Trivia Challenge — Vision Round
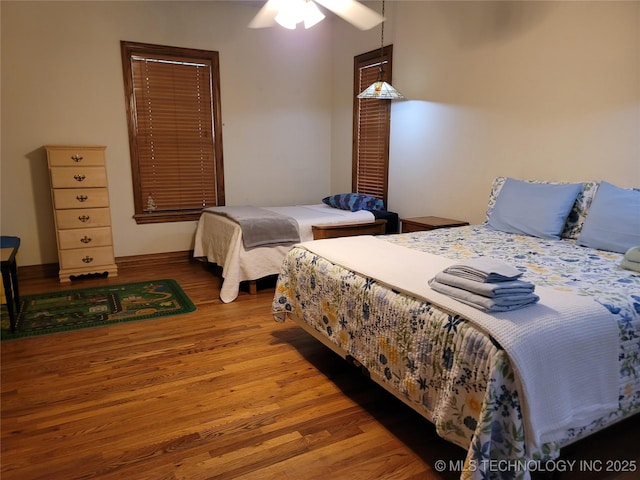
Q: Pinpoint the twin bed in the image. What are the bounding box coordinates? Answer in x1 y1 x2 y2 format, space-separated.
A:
271 178 640 479
193 201 398 302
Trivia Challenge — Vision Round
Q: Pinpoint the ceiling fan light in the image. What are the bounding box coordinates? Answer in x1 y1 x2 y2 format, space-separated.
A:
275 14 299 29
249 0 384 30
303 1 325 29
275 0 305 29
357 80 404 100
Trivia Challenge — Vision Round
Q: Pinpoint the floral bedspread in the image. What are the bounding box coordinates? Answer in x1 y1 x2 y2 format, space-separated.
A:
272 225 640 480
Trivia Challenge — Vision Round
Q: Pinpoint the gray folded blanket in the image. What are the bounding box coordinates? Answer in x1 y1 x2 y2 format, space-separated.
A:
443 257 523 283
433 271 535 297
621 246 640 272
428 278 540 312
204 206 300 249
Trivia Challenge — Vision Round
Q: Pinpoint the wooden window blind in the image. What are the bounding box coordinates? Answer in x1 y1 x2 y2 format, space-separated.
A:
121 41 225 224
352 45 393 207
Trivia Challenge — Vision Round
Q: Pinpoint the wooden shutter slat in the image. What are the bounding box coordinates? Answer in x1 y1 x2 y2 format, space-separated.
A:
131 54 218 212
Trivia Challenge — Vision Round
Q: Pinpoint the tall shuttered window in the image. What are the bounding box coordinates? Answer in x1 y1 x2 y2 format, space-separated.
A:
352 45 393 207
121 41 225 224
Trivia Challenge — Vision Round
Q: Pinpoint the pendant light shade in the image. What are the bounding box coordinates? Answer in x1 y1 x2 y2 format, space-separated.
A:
357 1 404 100
357 80 404 99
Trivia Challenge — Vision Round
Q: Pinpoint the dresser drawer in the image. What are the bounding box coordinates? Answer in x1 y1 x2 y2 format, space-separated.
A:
46 146 106 167
53 188 110 209
58 227 113 250
50 167 107 188
56 208 112 229
59 246 115 270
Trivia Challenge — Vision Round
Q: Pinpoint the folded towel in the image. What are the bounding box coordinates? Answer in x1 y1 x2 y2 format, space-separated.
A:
443 257 523 283
620 259 640 272
433 271 535 298
428 278 540 312
623 246 640 263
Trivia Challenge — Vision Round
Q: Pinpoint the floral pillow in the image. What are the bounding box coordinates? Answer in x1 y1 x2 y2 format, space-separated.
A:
486 177 598 239
322 193 385 212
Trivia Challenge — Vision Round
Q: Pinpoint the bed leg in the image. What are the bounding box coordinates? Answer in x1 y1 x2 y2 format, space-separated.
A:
248 280 257 295
346 355 370 379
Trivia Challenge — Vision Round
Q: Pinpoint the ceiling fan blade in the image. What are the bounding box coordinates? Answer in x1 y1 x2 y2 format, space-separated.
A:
248 0 280 29
315 0 384 30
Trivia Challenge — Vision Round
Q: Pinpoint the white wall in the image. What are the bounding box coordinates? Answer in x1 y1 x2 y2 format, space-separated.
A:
332 1 639 222
2 1 639 267
329 1 382 194
388 1 639 222
1 1 333 266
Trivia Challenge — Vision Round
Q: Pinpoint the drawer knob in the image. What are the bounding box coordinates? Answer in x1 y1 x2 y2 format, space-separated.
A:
82 256 94 264
71 154 84 162
78 215 90 222
80 236 92 244
76 195 88 202
74 174 86 182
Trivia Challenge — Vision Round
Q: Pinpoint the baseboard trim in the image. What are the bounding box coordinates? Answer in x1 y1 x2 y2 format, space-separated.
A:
18 263 59 280
116 250 194 268
18 251 195 280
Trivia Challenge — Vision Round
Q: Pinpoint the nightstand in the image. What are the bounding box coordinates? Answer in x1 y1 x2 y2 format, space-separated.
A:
400 216 469 233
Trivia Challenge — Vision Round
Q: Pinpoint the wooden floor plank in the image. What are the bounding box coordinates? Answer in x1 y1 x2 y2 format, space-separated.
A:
1 258 637 480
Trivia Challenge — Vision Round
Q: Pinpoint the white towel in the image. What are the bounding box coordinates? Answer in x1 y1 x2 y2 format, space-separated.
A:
624 246 640 263
621 259 640 272
433 271 535 297
444 257 523 282
428 278 540 312
621 246 640 272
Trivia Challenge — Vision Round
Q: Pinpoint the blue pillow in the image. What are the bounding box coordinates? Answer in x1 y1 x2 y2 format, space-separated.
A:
577 181 640 253
322 193 384 212
485 177 599 239
488 178 582 239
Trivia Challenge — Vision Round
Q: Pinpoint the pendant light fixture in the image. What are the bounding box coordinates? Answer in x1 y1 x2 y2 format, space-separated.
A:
357 0 404 100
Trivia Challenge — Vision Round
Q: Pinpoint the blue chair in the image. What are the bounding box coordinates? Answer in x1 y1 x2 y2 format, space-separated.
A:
1 236 21 332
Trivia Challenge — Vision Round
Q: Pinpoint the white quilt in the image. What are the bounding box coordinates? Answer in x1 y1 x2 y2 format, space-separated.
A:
297 235 619 449
193 205 374 302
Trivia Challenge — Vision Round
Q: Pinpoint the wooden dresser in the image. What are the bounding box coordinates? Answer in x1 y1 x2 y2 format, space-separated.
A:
45 145 118 282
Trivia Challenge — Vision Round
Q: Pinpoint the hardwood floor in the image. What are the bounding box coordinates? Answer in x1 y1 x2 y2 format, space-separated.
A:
1 258 638 480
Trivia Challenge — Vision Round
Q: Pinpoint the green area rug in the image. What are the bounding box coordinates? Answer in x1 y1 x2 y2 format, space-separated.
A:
1 279 196 340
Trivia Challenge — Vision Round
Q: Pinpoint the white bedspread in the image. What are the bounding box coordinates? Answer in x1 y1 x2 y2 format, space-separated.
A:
297 235 619 449
193 205 374 302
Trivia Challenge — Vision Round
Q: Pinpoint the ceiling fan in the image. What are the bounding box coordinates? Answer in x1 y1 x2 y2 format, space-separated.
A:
249 0 384 31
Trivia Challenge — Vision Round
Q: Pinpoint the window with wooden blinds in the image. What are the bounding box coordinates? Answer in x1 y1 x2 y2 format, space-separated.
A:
352 45 393 207
121 41 225 224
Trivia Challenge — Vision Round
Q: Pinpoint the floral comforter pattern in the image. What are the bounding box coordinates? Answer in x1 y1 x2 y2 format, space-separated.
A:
272 225 640 480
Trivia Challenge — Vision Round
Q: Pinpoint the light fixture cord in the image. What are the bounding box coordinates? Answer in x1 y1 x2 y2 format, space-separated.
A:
379 1 385 80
